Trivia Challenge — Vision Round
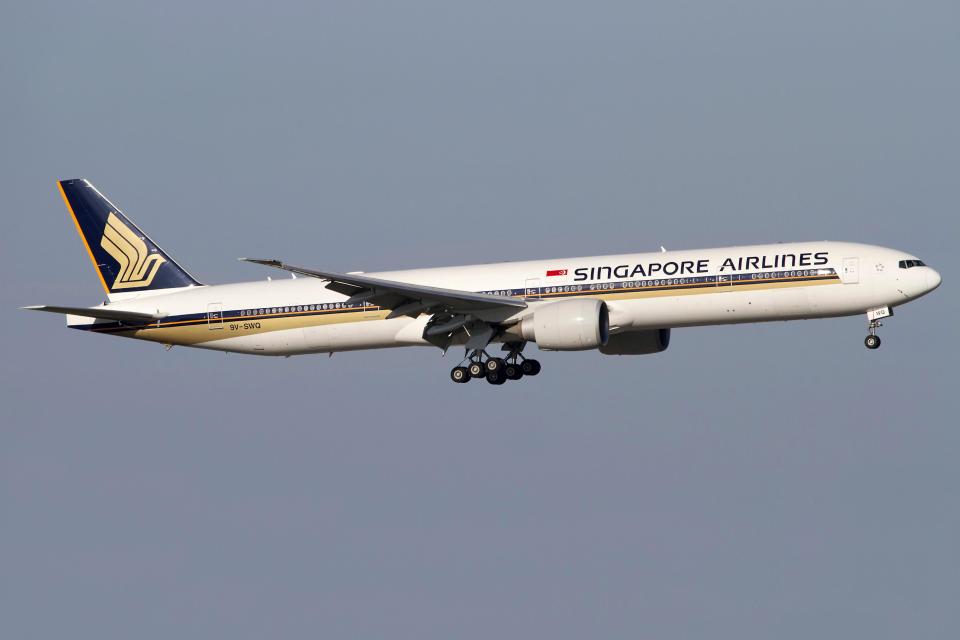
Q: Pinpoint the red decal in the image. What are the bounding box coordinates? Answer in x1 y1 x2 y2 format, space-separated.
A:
546 269 568 277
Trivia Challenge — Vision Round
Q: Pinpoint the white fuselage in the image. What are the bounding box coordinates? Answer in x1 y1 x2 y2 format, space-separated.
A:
67 241 941 355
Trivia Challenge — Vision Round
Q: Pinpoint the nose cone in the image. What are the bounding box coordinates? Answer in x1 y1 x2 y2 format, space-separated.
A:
926 268 942 293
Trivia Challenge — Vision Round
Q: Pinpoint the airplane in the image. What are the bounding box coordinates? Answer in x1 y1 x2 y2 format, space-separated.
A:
24 179 942 385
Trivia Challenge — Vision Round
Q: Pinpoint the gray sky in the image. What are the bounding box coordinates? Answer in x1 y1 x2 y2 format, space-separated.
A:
2 1 957 638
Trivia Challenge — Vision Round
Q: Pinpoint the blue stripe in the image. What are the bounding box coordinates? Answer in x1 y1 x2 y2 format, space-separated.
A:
72 267 840 334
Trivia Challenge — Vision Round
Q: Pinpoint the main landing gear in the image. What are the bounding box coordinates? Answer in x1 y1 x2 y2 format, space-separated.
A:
449 345 541 385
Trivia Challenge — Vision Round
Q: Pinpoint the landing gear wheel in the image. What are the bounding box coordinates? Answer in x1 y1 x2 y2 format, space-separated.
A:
504 362 523 380
486 357 505 374
865 334 881 350
468 362 485 378
520 359 541 376
486 370 507 385
450 367 470 383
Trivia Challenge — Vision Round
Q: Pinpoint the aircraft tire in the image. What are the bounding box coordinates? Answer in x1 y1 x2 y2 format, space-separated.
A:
468 362 485 378
486 357 505 374
864 335 881 350
504 363 523 380
451 366 470 383
521 359 541 376
486 370 507 385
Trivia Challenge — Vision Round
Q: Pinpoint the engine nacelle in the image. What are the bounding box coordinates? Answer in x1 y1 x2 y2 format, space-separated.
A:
520 299 609 350
599 328 671 355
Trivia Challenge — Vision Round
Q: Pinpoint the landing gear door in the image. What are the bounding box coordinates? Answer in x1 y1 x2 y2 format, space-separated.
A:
841 257 860 284
524 278 541 301
207 302 224 330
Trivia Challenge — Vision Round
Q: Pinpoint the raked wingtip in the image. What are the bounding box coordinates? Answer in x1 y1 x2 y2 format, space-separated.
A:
240 258 282 267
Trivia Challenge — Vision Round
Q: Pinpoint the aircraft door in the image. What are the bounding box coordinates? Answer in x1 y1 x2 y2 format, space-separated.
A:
524 278 541 300
207 302 224 329
841 257 860 284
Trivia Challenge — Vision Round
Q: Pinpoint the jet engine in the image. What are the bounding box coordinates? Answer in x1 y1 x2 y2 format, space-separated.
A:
599 328 671 355
519 299 609 350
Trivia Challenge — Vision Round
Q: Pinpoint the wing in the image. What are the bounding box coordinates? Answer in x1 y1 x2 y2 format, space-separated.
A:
240 258 527 319
22 305 166 323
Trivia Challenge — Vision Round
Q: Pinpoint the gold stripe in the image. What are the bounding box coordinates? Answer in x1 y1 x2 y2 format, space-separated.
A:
102 212 166 289
539 275 838 298
100 231 132 282
58 181 110 295
96 276 841 347
108 214 146 275
594 276 836 302
101 307 389 345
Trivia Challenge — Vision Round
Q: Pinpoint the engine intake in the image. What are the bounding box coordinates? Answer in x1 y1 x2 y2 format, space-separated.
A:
520 299 609 350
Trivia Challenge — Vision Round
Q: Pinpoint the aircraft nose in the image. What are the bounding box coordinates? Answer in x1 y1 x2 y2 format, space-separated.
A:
926 267 942 292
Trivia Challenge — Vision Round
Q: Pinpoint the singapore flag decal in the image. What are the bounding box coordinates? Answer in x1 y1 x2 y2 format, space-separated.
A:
546 268 568 277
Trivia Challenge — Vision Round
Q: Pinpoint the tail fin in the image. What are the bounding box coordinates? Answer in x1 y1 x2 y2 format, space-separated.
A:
57 179 201 298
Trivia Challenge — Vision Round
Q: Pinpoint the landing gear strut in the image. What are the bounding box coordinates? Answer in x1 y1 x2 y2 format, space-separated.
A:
864 317 882 350
449 344 541 384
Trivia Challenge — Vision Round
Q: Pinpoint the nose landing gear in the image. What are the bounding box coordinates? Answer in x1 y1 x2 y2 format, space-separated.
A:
863 306 892 350
449 344 541 384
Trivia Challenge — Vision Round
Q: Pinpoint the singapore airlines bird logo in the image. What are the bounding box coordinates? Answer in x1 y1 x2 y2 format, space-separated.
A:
99 212 165 289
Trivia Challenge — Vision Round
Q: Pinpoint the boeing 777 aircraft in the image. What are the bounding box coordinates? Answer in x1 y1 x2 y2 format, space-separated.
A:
26 179 942 384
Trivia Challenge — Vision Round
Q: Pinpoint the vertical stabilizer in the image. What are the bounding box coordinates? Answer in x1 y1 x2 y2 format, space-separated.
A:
57 179 201 298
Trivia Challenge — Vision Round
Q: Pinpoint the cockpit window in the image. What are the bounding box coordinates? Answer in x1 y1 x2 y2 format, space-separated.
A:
898 259 926 269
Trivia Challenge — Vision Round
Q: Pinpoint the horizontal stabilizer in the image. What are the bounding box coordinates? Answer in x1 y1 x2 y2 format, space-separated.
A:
22 305 166 323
